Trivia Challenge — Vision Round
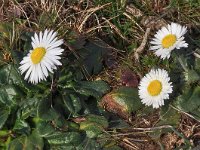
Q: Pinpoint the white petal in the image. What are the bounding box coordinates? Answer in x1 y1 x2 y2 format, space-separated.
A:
48 39 63 49
41 61 49 77
24 65 33 80
39 31 43 44
47 31 57 45
34 32 40 45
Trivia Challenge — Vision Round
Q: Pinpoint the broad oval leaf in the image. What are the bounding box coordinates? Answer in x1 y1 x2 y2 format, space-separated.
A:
100 87 143 119
37 121 55 137
37 98 59 121
62 93 82 115
0 65 22 85
46 132 83 146
0 105 10 129
79 115 108 138
8 130 44 150
75 80 110 99
175 86 200 120
13 119 30 135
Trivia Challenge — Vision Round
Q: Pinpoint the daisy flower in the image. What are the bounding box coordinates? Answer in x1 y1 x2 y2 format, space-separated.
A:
138 69 173 108
150 22 188 59
19 30 64 84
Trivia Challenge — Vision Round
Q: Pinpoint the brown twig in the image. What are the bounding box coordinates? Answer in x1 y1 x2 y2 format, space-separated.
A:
111 131 152 137
131 125 174 131
131 27 151 61
193 52 200 59
122 138 140 150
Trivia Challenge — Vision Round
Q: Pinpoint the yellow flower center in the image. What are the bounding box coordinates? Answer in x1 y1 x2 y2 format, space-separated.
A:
147 80 162 96
161 34 177 48
31 47 46 64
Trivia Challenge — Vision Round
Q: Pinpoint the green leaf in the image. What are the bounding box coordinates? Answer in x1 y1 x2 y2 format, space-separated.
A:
61 79 107 114
70 94 82 114
0 130 9 137
80 115 108 138
176 86 200 112
86 114 108 128
77 39 110 75
77 138 101 150
0 84 20 126
62 93 82 115
0 65 22 85
8 130 44 150
76 80 110 98
46 132 83 146
13 119 30 135
50 145 76 150
28 130 44 149
0 85 19 105
195 58 200 71
0 105 10 129
175 86 200 119
103 145 123 150
110 87 142 112
184 69 200 84
157 106 181 127
8 135 26 150
148 106 181 140
108 116 130 129
37 121 55 137
20 98 40 119
62 94 77 115
100 87 142 118
0 135 11 149
37 98 59 121
20 31 33 53
80 121 103 138
58 68 74 85
0 22 13 39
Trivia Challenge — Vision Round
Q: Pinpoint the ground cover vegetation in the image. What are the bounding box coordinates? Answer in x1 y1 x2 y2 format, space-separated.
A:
0 0 200 149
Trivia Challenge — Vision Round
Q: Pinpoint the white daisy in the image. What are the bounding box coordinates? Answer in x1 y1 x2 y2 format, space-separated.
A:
150 22 188 59
138 69 173 108
19 30 64 84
